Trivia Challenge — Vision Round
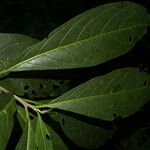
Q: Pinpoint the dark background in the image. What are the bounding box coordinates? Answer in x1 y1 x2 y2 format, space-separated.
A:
0 0 149 39
0 0 150 150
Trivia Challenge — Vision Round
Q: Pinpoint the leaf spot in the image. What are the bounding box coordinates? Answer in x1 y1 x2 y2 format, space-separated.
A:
29 115 34 120
52 84 59 90
129 36 133 42
113 113 117 118
39 84 44 89
46 134 50 140
143 80 147 86
44 92 48 96
32 90 36 95
24 85 29 90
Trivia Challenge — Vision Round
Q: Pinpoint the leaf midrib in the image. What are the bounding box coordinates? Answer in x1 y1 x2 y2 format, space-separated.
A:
48 86 150 107
39 116 47 150
0 24 148 75
26 121 33 150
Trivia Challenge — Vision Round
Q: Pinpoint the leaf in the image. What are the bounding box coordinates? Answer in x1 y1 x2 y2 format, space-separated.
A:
15 119 37 150
0 33 39 77
17 106 28 129
17 107 67 150
0 93 16 150
0 78 69 99
50 112 113 149
46 123 68 150
44 68 150 121
36 113 53 150
0 2 150 75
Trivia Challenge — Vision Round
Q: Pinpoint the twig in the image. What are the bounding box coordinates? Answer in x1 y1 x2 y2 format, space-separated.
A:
0 85 50 114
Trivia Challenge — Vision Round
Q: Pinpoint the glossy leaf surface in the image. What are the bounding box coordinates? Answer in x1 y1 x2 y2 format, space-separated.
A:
15 119 37 150
0 93 16 150
0 2 149 75
17 107 67 150
0 78 69 99
0 34 39 76
50 112 113 149
36 113 53 150
45 68 150 121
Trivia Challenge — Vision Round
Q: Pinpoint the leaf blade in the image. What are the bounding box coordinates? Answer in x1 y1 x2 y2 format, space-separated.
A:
36 113 53 150
0 2 149 75
0 93 16 150
0 78 69 99
50 112 113 149
0 33 39 77
44 68 150 121
15 119 37 150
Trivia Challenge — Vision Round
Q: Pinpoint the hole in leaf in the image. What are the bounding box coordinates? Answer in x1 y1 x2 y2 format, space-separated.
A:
61 118 65 126
24 92 28 97
113 113 117 118
44 92 48 96
59 80 64 84
24 85 29 90
143 80 147 86
29 115 34 120
129 36 133 42
52 84 59 90
39 84 44 89
32 90 36 95
46 134 50 140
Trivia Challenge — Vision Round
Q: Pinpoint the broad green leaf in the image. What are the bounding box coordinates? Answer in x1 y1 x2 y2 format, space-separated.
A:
0 2 150 75
17 106 28 129
17 107 67 150
50 112 113 149
36 113 53 150
0 78 69 99
0 93 16 150
17 107 37 133
44 68 150 121
0 34 39 77
15 119 37 150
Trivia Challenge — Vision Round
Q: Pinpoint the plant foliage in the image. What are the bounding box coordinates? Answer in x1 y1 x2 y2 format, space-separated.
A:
0 1 150 150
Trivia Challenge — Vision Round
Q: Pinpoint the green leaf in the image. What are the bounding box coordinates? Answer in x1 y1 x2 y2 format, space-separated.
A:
0 78 69 99
17 106 28 129
0 33 39 77
17 107 67 150
44 68 150 121
0 2 150 75
50 112 113 149
0 93 16 150
36 113 53 150
46 124 68 150
16 119 37 150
